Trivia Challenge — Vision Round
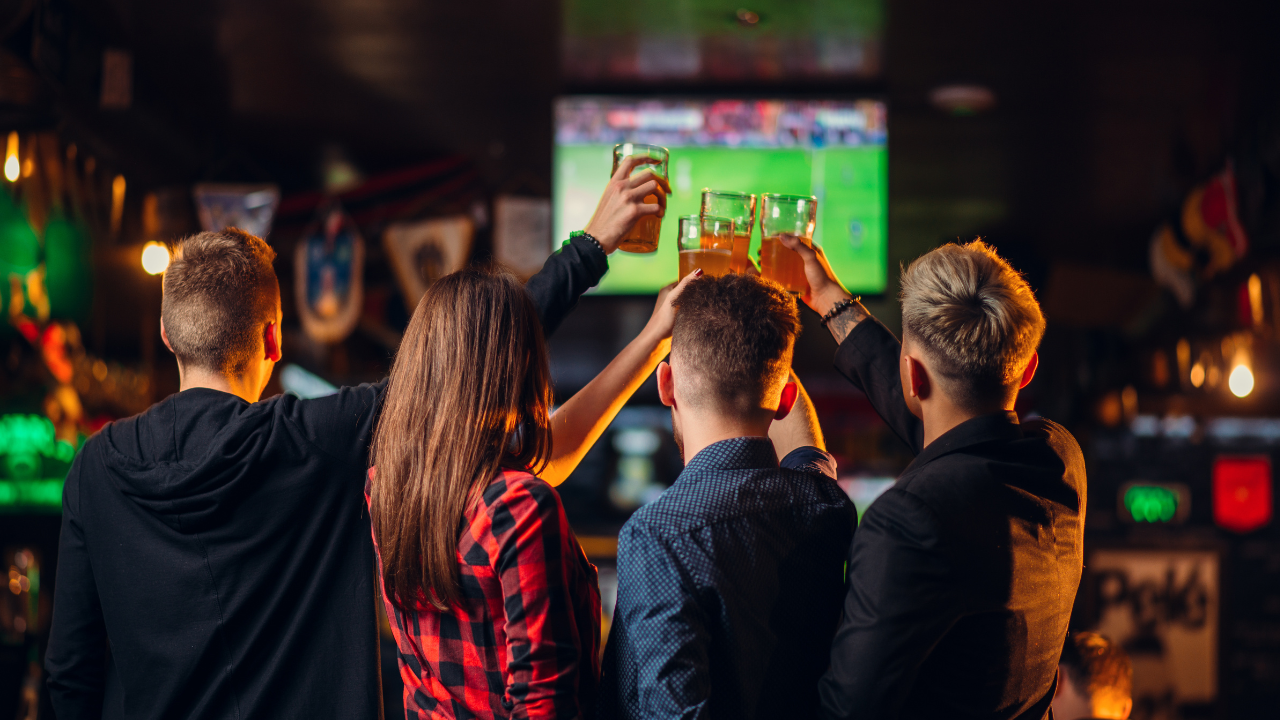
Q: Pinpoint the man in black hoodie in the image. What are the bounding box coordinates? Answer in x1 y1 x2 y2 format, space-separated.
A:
45 158 669 720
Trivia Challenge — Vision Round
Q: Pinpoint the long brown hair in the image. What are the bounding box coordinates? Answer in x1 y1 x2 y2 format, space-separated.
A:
370 266 553 611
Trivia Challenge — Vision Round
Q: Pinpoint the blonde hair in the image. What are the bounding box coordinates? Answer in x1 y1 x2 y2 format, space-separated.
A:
900 240 1045 409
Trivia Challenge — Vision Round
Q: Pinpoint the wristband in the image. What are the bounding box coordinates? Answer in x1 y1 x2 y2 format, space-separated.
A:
568 230 605 255
820 297 861 326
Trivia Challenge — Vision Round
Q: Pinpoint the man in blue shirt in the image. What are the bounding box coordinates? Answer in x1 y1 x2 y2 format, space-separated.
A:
599 273 857 720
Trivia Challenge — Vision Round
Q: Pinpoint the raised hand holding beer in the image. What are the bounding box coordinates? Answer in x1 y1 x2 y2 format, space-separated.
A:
583 153 670 254
777 233 853 317
759 193 817 293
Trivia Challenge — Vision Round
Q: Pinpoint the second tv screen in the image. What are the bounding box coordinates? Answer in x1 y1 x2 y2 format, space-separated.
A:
554 97 887 295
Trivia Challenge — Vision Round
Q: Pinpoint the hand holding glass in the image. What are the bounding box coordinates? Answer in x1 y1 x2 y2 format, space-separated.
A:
760 194 818 293
677 214 735 280
611 143 669 253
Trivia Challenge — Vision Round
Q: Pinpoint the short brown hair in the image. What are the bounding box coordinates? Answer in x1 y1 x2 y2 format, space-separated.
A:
370 266 552 611
1060 632 1132 715
900 239 1045 409
671 274 800 418
162 228 279 375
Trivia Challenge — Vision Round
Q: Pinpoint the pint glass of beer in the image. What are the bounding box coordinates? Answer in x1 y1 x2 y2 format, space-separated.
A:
677 214 735 280
700 190 757 273
759 194 817 293
611 143 670 254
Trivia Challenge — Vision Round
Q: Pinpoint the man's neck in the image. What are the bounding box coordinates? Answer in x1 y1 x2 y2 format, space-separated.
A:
678 412 773 465
920 400 1012 447
178 366 262 404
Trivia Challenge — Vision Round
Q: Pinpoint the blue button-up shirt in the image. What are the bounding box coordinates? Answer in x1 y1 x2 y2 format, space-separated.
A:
599 437 857 720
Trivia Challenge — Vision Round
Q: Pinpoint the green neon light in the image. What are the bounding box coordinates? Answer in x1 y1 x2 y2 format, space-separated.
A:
1124 485 1178 523
0 414 58 456
0 479 64 511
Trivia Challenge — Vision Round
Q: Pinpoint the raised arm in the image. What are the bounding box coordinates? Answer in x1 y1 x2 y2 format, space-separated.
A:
541 272 696 486
529 154 670 336
778 234 924 453
768 372 825 458
298 157 669 466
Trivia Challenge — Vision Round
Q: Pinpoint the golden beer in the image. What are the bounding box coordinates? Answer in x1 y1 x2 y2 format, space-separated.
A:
760 234 811 293
619 210 661 253
612 143 669 254
679 248 733 280
759 194 817 294
700 190 757 274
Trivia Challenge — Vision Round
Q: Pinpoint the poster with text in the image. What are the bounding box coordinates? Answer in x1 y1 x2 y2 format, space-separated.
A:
1090 549 1218 720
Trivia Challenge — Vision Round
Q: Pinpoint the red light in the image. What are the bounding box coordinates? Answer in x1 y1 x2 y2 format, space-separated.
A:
1213 456 1273 533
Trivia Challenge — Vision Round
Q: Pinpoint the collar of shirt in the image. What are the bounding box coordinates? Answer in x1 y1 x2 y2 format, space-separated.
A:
681 436 780 478
905 410 1022 473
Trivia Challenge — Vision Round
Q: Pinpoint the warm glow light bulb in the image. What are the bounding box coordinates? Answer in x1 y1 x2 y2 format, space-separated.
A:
1190 362 1205 388
1229 363 1254 398
141 242 170 275
4 131 19 183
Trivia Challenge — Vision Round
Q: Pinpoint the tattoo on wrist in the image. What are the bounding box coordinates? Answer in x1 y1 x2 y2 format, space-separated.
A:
825 300 867 344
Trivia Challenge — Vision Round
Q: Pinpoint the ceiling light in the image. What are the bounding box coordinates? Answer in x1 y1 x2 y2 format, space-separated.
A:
929 85 996 116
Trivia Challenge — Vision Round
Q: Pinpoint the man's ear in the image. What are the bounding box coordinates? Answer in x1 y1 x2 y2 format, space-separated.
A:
657 361 675 408
774 381 797 420
1119 696 1133 720
905 354 930 400
1019 351 1039 389
160 318 174 355
264 321 282 363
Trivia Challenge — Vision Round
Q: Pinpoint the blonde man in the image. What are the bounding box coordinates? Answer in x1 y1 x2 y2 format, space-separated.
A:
779 236 1086 720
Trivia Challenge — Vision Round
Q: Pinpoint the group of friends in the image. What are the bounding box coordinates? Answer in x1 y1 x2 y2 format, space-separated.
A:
43 160 1112 720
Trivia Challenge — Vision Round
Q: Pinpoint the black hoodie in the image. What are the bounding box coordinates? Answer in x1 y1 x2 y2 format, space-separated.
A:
44 237 607 720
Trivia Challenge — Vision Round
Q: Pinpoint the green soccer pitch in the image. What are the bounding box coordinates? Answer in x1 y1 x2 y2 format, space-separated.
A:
553 144 887 295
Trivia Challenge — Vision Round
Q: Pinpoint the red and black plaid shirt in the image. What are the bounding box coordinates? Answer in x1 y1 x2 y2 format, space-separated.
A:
368 469 601 720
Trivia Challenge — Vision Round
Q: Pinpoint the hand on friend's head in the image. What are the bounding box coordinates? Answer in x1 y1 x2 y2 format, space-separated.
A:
777 233 851 316
645 269 700 340
583 155 670 254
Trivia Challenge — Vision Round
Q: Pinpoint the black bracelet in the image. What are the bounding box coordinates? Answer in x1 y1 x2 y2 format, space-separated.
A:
820 297 861 326
569 230 605 255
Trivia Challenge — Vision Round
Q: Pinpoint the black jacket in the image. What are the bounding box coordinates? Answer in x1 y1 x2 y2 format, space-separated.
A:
818 317 1086 720
44 237 607 720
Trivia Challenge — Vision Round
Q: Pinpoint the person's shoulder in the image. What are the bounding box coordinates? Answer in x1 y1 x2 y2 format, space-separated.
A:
625 470 729 531
1020 416 1085 464
855 481 947 543
478 470 564 518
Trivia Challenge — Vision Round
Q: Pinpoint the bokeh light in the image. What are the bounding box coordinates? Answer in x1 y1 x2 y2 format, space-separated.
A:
1229 363 1254 398
141 242 171 275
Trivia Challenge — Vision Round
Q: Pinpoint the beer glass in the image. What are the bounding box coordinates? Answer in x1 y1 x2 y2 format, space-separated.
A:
611 143 669 253
677 214 735 280
759 194 818 293
700 190 757 273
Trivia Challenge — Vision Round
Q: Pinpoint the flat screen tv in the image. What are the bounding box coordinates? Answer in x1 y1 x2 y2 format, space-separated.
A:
554 97 887 295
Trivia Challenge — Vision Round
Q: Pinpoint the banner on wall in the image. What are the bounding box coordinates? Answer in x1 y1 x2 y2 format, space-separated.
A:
383 216 474 311
493 196 552 279
194 184 281 239
1089 549 1218 720
295 205 364 343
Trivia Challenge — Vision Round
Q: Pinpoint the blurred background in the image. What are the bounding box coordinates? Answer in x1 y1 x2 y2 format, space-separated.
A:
3 0 1280 717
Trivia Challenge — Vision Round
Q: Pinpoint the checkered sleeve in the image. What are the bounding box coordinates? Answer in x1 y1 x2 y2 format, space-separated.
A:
492 475 589 720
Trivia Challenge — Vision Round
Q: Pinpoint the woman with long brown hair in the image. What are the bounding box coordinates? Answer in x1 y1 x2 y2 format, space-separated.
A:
368 262 694 720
